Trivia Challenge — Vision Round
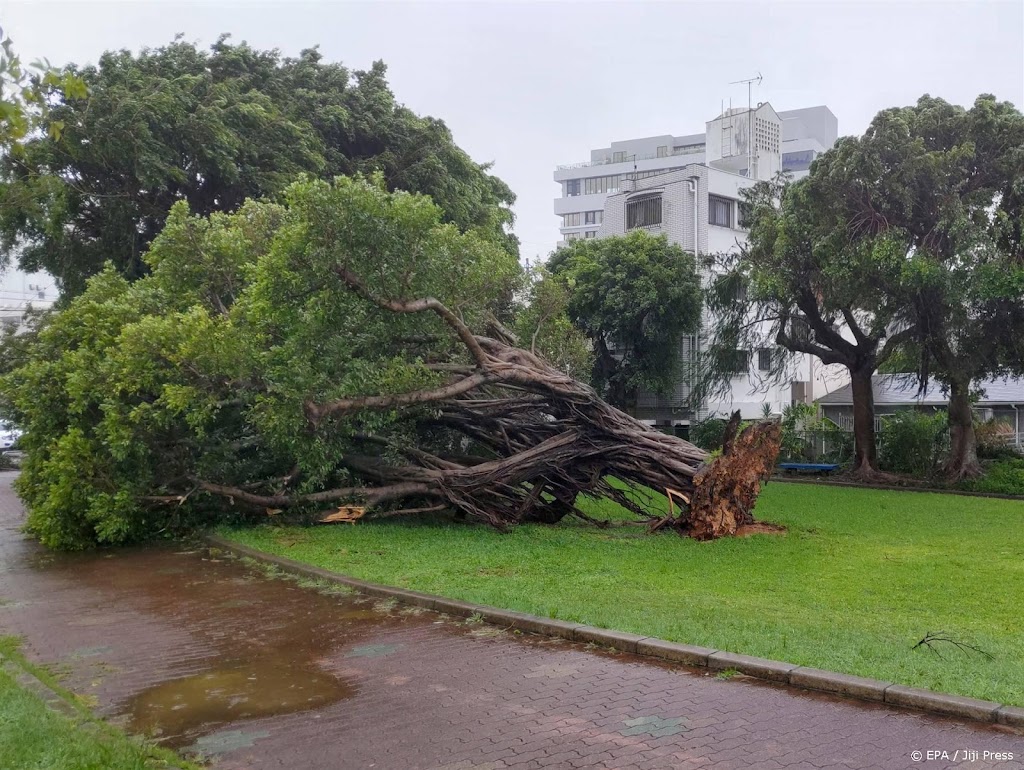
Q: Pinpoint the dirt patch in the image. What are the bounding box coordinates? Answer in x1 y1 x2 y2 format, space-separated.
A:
735 521 786 537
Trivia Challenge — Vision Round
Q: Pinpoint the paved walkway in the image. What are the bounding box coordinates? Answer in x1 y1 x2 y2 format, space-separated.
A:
0 475 1021 769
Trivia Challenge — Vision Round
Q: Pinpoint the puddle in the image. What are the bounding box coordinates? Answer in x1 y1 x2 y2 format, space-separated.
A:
127 661 355 743
9 534 428 751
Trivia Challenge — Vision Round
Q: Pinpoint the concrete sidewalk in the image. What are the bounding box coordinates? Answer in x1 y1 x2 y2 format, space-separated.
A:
0 476 1020 769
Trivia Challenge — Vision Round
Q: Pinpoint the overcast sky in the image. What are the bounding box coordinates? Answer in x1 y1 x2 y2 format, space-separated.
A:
2 0 1023 271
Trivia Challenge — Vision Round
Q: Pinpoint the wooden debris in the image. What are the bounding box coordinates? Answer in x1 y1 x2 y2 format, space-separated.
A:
319 505 366 525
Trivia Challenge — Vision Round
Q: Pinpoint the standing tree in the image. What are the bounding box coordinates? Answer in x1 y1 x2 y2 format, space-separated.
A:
513 264 593 382
702 175 912 478
548 231 702 410
814 95 1024 479
0 36 517 296
705 94 1024 480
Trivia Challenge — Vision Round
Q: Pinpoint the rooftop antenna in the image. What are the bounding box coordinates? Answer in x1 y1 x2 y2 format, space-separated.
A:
729 72 763 177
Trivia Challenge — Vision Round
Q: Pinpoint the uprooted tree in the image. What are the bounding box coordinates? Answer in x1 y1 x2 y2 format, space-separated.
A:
1 177 779 549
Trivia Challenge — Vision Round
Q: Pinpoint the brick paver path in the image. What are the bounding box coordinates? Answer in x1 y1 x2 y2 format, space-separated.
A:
0 475 1021 769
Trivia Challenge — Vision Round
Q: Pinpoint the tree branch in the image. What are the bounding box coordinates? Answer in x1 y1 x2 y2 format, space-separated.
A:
334 266 491 370
196 480 434 508
775 327 851 367
841 307 869 347
305 373 498 424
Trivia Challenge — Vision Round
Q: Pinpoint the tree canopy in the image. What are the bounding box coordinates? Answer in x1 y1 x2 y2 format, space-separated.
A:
816 95 1024 478
703 94 1024 478
549 231 702 409
0 36 517 296
702 174 911 475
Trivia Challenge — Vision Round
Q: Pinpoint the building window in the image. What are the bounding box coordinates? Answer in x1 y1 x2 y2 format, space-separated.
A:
562 212 582 227
626 194 662 230
584 175 620 195
565 179 581 197
565 231 581 242
584 210 603 225
634 168 682 180
782 150 815 172
757 348 772 372
657 145 668 158
584 230 597 239
709 195 733 227
613 151 627 163
730 350 749 375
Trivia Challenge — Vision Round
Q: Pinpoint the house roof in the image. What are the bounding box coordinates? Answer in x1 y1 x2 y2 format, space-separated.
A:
816 375 1024 407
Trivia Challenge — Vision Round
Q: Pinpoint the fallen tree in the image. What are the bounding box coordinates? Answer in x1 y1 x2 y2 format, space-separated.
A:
212 270 781 536
2 176 779 548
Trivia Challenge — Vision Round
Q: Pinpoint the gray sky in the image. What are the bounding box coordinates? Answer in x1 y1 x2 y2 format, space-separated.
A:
2 0 1023 265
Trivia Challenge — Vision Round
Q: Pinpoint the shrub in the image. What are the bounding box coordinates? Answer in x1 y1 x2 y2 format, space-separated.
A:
777 404 852 465
961 458 1024 496
690 418 727 451
975 420 1019 460
877 410 948 477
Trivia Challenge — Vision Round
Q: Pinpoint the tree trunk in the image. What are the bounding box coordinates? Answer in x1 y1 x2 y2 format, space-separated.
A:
594 339 627 409
945 378 982 480
849 364 880 477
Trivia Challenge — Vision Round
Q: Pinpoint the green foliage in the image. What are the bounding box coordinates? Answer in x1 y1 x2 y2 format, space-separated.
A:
223 482 1024 706
777 404 853 465
877 410 948 477
960 458 1024 496
549 231 701 407
1 176 518 548
0 36 516 296
689 417 727 452
0 27 87 147
512 265 592 380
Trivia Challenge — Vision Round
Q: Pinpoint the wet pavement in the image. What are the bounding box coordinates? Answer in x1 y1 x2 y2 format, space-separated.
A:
0 475 1022 769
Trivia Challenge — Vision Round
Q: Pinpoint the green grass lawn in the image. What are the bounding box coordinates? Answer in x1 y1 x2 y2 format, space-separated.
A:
220 482 1024 706
0 639 193 770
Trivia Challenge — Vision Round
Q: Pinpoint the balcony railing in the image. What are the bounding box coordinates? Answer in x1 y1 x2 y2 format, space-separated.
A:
556 145 705 171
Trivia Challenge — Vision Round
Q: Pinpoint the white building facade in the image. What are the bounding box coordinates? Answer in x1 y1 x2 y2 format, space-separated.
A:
552 104 845 426
553 104 837 247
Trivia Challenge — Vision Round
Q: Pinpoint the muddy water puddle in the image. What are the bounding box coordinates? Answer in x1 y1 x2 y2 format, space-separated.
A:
126 660 356 740
22 542 443 751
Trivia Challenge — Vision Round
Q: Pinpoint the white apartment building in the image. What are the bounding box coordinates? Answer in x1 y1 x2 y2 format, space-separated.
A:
554 104 837 245
552 103 845 426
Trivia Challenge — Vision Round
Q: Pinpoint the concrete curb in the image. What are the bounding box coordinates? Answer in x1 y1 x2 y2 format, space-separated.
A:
206 534 1024 731
772 475 1024 502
